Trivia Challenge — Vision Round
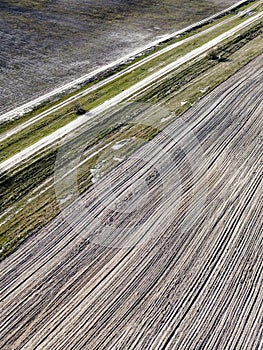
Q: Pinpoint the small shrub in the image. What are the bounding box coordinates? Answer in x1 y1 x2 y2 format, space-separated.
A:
208 49 218 61
73 101 86 115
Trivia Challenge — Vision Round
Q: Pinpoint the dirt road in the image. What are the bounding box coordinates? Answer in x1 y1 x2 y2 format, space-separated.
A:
1 10 262 174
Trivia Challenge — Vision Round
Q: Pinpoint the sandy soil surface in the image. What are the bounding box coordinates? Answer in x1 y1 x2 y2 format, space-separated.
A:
0 0 237 114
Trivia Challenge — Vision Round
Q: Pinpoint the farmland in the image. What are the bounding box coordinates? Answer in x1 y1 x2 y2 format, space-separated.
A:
0 0 238 114
0 52 262 349
0 1 262 259
0 1 262 348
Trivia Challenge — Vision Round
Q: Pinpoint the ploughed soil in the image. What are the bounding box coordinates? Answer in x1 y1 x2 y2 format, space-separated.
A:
0 0 236 114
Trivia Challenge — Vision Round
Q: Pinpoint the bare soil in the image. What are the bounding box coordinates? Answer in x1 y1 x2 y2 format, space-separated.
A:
0 0 237 114
0 53 261 349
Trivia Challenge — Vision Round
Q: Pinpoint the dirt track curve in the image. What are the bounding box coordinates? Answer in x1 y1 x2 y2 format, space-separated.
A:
0 54 262 349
